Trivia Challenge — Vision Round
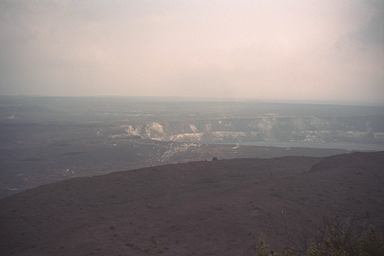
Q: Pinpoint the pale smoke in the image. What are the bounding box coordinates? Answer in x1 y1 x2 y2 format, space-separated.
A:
125 126 141 138
189 124 199 133
145 122 166 140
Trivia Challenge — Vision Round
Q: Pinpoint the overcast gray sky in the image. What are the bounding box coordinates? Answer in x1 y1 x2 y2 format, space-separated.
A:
0 0 383 104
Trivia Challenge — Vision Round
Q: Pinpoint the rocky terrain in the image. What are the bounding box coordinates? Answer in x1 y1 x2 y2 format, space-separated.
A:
1 151 383 256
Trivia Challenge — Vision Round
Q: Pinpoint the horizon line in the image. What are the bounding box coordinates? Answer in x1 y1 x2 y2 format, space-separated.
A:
1 94 383 107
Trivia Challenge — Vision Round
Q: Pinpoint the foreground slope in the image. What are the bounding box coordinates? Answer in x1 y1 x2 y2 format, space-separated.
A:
1 152 383 256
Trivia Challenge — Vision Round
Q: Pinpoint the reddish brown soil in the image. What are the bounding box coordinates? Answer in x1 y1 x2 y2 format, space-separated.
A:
1 152 383 256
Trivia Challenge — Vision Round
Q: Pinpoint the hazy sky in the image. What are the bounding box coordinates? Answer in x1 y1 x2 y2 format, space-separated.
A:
0 0 383 104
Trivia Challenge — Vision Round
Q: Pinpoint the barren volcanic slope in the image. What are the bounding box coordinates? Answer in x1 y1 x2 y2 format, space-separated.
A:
1 152 384 256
